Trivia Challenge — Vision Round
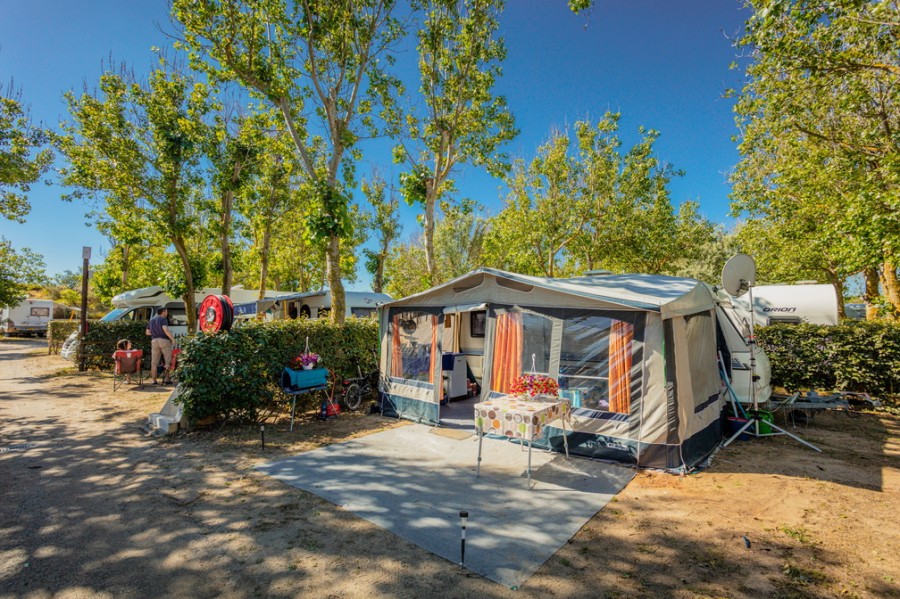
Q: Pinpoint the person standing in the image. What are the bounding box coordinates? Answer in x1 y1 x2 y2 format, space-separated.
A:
146 307 175 384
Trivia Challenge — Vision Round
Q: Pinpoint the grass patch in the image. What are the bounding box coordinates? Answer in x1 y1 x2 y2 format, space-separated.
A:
779 525 816 545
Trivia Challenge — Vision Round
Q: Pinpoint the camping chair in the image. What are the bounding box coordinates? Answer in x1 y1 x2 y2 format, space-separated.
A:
113 349 144 390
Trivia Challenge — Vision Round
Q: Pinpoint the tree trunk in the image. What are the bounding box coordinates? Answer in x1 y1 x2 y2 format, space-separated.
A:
121 244 130 289
864 267 880 320
257 217 273 301
221 188 234 297
172 235 197 333
326 235 345 324
423 183 438 286
372 251 385 293
882 262 900 315
826 271 845 319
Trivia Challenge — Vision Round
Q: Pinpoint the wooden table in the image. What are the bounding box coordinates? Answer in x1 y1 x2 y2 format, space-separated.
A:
474 395 570 489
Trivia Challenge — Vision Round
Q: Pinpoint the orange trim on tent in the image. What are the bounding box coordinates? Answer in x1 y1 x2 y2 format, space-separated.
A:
491 312 523 394
608 320 634 414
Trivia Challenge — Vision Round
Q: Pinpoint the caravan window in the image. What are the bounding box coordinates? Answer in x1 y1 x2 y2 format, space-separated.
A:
30 307 50 317
389 311 438 384
558 314 633 414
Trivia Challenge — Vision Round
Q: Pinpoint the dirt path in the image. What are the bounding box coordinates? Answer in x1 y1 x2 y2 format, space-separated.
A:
1 339 898 598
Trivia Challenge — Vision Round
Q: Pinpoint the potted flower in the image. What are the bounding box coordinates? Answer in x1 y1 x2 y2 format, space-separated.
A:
509 373 559 399
291 352 320 371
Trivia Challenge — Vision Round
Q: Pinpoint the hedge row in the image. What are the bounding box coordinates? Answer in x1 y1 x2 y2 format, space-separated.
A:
757 321 900 396
177 318 379 422
48 320 79 352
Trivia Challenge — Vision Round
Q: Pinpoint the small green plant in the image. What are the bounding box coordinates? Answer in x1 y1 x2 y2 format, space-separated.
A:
779 525 815 545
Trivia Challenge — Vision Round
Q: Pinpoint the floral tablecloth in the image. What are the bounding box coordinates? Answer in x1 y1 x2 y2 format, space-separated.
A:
474 395 569 441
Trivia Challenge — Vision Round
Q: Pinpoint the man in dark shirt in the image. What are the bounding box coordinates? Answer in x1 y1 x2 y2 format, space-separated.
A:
146 307 175 384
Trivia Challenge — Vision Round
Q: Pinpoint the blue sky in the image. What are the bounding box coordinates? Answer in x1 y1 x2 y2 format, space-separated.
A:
0 0 748 288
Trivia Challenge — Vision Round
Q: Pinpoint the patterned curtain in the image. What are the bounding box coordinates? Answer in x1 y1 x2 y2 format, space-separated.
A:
391 313 403 378
491 312 523 394
608 320 634 413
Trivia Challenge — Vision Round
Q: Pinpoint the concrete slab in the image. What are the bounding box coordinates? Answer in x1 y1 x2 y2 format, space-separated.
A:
256 424 634 588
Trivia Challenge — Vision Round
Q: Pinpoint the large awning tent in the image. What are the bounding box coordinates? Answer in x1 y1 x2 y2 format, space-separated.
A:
378 268 727 471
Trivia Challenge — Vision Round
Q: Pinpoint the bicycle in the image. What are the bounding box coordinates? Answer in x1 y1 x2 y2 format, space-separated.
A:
341 353 380 411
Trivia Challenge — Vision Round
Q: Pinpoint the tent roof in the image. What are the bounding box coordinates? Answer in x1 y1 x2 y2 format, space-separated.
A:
382 268 715 318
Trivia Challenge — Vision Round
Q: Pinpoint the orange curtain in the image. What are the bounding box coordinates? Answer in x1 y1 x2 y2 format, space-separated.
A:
608 320 634 414
491 312 523 394
391 314 403 378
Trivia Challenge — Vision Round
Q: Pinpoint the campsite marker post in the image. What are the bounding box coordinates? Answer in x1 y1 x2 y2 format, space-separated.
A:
260 425 265 450
459 511 468 566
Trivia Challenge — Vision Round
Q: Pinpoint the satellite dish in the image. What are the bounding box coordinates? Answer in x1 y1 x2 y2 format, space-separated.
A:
722 253 757 297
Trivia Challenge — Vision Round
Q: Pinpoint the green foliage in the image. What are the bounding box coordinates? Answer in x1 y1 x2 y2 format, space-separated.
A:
48 319 79 349
176 318 379 422
361 173 402 293
483 114 714 278
304 181 353 243
58 66 214 331
80 320 152 370
175 0 406 323
398 166 429 206
0 92 53 223
731 0 900 306
0 237 47 307
757 321 900 396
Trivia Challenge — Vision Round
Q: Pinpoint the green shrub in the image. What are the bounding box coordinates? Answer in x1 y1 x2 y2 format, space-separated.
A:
757 321 900 396
48 320 79 352
81 320 152 370
176 318 379 422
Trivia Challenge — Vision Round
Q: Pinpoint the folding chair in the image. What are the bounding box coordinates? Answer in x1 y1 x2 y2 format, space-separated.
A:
113 349 144 390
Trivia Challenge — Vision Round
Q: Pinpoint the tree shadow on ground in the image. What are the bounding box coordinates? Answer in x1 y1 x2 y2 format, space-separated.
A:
2 342 897 598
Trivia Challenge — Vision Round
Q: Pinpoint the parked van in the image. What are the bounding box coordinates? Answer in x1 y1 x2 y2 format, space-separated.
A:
1 299 58 337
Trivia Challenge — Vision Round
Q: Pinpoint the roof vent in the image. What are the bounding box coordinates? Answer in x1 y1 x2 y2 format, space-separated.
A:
583 269 614 276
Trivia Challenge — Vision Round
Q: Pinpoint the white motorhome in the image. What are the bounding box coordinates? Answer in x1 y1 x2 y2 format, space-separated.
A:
60 285 294 359
1 299 59 336
730 283 839 326
253 290 392 321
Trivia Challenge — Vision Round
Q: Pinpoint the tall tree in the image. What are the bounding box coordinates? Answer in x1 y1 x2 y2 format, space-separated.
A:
58 66 213 332
0 88 52 223
360 173 401 293
483 132 580 277
484 117 711 277
391 0 516 285
731 0 900 311
0 238 47 307
175 0 404 323
208 108 264 296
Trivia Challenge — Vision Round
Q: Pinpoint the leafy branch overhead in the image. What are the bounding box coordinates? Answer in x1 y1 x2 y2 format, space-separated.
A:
0 93 53 223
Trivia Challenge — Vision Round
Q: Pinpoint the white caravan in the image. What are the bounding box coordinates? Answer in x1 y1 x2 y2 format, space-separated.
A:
60 285 293 359
1 299 60 336
730 283 839 326
713 290 773 405
253 290 392 320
